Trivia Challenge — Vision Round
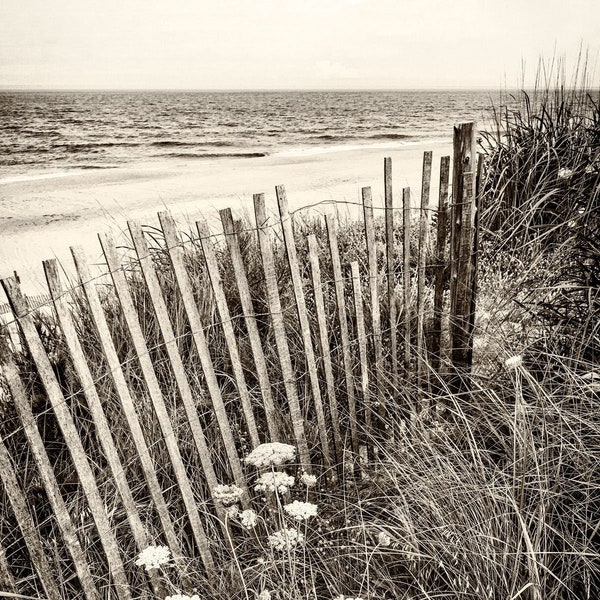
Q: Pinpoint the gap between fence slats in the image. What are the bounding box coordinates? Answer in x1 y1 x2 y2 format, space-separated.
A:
325 215 359 457
196 218 261 448
307 233 343 468
253 193 311 471
219 208 281 443
276 185 333 472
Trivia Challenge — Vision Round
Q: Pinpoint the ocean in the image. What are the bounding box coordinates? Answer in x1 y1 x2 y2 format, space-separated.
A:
0 90 508 182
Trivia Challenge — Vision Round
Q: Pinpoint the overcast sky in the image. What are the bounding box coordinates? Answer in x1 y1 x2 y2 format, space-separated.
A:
1 0 599 90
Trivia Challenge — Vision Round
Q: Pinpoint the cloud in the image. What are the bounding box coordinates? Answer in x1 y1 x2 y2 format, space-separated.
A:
314 60 359 80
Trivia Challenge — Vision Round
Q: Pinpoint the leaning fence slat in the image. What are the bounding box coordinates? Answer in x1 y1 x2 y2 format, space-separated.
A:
0 538 16 594
196 219 260 447
43 261 153 559
384 157 398 395
0 439 62 600
362 187 384 422
402 187 412 376
325 215 358 456
276 185 332 471
219 208 280 442
128 220 247 499
151 216 248 501
98 233 216 572
1 356 100 600
70 247 184 562
0 277 132 600
416 151 432 393
432 156 451 373
307 234 343 465
350 261 371 439
253 193 311 470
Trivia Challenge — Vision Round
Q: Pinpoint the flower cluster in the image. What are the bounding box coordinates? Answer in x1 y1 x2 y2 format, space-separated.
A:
283 500 318 521
213 484 244 506
257 591 272 600
135 545 171 571
245 442 296 468
377 531 392 547
505 355 523 370
165 595 201 600
268 527 305 552
255 471 295 495
300 471 317 488
240 509 259 529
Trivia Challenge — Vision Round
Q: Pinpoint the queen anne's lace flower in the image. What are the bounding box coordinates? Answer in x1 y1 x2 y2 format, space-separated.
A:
377 531 392 547
245 442 296 468
505 355 523 370
255 471 294 495
257 591 272 600
558 167 573 179
165 595 201 600
300 472 317 488
283 500 318 521
240 509 259 529
135 545 171 571
268 527 304 551
213 484 244 506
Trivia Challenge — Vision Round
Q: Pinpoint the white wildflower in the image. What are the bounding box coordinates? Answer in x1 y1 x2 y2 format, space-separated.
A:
257 591 272 600
505 355 523 370
268 527 304 551
226 505 240 519
255 471 295 495
135 545 171 571
300 472 317 488
213 484 244 506
558 167 573 180
165 595 201 600
240 509 259 529
245 442 296 468
377 531 392 547
283 500 318 521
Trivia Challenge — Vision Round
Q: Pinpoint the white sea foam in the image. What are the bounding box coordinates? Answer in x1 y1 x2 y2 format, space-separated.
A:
274 138 448 158
0 172 73 185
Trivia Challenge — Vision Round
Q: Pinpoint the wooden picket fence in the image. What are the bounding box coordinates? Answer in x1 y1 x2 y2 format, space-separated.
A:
0 124 480 599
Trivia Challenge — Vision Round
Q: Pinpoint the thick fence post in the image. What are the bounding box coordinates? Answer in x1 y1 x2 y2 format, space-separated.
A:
449 122 478 389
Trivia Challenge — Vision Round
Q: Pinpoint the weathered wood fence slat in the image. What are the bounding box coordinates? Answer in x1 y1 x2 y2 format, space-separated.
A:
0 123 480 598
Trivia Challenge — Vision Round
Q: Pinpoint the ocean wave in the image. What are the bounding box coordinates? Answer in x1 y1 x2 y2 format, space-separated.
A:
150 140 236 148
156 151 267 159
54 141 141 152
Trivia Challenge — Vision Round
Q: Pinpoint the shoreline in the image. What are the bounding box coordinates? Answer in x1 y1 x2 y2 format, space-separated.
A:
0 139 451 297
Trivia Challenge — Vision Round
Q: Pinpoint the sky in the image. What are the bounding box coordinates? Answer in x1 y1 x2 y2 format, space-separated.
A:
1 0 599 90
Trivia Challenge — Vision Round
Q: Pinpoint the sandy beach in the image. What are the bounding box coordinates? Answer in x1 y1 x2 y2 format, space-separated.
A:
0 140 451 298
